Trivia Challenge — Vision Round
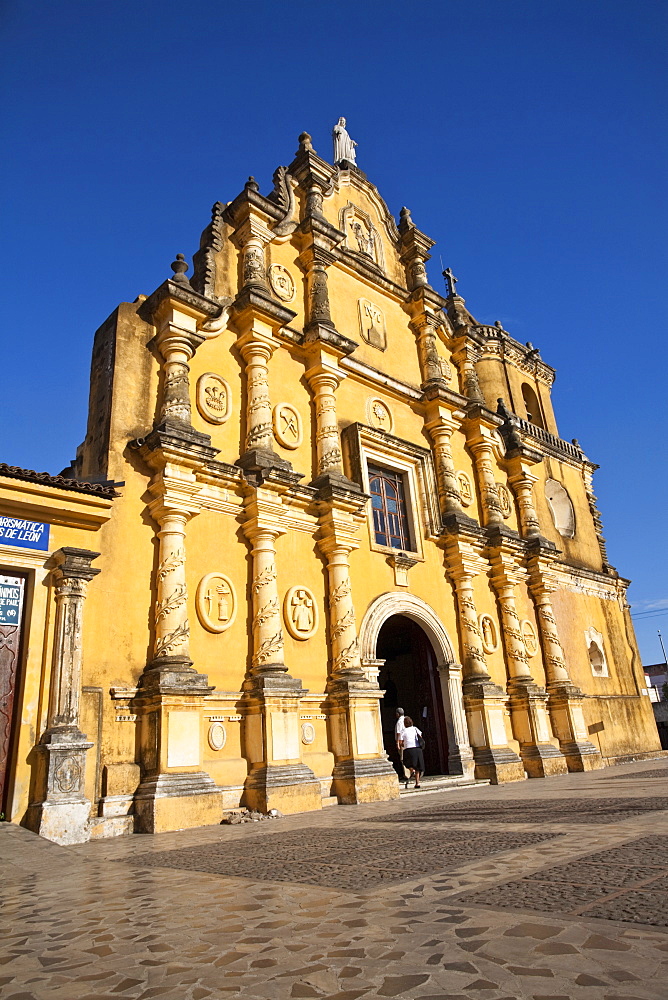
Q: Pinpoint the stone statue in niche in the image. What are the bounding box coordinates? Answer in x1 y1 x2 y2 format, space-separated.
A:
332 117 357 165
351 220 374 257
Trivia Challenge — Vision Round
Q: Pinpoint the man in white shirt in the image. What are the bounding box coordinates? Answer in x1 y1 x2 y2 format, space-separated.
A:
395 707 406 748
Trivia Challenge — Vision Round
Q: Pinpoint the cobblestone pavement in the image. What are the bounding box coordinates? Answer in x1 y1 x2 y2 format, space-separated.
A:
1 759 667 1000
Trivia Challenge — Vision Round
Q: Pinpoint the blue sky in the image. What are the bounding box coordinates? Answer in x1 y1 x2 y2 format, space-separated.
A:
1 0 666 664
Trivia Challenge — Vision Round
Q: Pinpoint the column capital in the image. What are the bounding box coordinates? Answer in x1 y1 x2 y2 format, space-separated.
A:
51 547 101 583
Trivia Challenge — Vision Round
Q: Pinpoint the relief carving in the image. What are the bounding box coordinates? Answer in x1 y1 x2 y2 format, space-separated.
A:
252 631 284 669
268 263 296 302
54 755 82 794
207 722 227 751
521 620 539 656
358 298 387 351
496 483 512 519
196 573 237 634
273 403 302 450
196 373 231 425
367 397 393 432
457 472 473 506
283 586 319 640
155 620 190 657
301 721 316 745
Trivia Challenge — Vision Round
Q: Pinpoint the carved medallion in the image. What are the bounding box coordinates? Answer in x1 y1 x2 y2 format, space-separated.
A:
521 620 539 657
367 397 393 433
273 403 302 450
196 373 231 425
54 755 82 794
479 614 499 653
208 721 227 751
268 263 296 302
497 483 512 518
358 298 387 351
284 586 319 640
301 721 316 745
457 471 473 506
196 573 237 633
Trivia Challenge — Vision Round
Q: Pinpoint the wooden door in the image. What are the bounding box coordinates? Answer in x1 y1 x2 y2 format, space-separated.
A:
0 573 26 813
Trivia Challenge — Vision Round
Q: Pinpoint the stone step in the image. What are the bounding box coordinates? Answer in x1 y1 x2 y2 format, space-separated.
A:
321 795 339 808
399 775 489 797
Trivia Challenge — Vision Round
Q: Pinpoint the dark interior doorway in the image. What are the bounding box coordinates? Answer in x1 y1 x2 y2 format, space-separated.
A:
377 615 449 777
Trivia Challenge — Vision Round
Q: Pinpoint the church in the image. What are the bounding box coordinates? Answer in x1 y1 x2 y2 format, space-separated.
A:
0 122 662 843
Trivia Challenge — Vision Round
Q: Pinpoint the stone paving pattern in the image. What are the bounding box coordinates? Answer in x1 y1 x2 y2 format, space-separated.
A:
1 759 668 1000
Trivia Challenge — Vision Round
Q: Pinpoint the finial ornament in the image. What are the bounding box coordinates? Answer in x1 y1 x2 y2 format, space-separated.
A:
443 266 458 297
245 176 260 192
332 117 357 166
170 253 191 286
298 131 313 152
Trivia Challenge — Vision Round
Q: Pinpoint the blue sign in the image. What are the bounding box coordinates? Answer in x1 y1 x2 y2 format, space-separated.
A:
0 516 50 551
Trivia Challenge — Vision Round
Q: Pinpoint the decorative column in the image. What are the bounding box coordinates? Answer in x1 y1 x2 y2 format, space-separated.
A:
508 468 541 538
437 660 476 779
247 525 285 674
529 574 603 771
239 332 276 457
305 361 346 482
490 562 567 777
451 341 486 404
425 411 466 517
29 548 99 845
149 505 194 670
444 549 525 784
468 435 505 526
130 268 226 834
318 510 398 804
240 499 321 815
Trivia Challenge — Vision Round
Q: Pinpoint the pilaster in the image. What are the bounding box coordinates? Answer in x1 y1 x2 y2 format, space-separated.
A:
489 551 567 778
442 536 525 784
527 549 603 771
239 484 322 814
316 498 398 804
27 548 99 845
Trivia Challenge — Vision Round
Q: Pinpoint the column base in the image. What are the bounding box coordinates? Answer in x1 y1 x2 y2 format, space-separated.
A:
326 677 399 804
447 747 477 780
548 682 603 772
331 757 399 804
519 743 569 778
26 798 92 846
25 730 93 844
140 655 213 696
508 681 568 778
560 741 605 772
243 763 322 815
464 678 526 784
472 746 527 784
134 771 222 833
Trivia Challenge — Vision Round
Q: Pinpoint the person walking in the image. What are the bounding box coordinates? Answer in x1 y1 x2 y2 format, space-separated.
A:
401 716 424 789
394 707 409 784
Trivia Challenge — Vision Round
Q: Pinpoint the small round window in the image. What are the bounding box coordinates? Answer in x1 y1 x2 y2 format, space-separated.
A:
545 479 575 538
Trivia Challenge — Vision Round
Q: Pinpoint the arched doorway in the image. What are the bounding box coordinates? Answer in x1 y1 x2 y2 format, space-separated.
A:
359 592 474 781
377 615 449 776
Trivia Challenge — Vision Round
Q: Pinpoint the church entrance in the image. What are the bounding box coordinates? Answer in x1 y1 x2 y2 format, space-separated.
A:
377 614 449 777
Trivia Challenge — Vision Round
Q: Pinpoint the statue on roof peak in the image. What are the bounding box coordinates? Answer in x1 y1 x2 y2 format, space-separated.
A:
333 117 357 166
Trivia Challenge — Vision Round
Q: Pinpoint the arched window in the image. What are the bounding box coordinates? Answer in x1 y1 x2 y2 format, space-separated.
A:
585 627 609 677
545 479 576 538
521 382 545 429
368 466 413 550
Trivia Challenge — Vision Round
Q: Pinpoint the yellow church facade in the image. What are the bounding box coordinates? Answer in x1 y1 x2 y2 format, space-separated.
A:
1 129 662 843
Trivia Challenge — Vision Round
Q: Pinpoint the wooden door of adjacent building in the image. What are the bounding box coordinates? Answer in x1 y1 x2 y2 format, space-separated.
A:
0 572 26 814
